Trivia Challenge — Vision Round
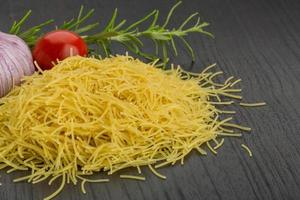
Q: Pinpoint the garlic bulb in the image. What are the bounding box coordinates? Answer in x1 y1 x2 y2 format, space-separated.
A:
0 31 35 97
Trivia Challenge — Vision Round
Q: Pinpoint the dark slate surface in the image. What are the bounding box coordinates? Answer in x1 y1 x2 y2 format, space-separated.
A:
0 0 300 199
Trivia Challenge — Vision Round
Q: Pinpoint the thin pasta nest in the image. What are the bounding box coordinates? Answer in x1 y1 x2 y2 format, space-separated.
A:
0 55 247 199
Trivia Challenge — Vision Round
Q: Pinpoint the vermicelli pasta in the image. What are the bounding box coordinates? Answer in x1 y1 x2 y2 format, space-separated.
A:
0 55 258 199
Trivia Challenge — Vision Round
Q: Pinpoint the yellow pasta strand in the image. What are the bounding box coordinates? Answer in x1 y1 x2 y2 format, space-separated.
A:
44 174 66 200
240 102 266 107
241 144 253 157
81 180 87 194
120 175 146 181
148 165 167 179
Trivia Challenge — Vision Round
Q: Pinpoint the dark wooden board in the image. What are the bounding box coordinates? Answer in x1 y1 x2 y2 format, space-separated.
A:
1 0 300 199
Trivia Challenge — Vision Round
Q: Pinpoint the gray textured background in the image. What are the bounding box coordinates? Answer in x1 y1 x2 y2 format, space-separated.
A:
0 0 300 199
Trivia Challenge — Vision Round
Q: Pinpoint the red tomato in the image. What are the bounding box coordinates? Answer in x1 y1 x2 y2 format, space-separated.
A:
33 30 88 70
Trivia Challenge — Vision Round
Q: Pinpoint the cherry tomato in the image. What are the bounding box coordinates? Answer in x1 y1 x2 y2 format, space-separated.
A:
33 30 88 70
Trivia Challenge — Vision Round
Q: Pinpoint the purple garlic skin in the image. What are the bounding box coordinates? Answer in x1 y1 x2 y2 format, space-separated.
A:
0 31 35 97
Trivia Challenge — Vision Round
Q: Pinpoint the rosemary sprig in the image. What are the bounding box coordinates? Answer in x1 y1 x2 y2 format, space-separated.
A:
58 5 99 34
10 2 213 66
84 1 213 65
9 10 54 47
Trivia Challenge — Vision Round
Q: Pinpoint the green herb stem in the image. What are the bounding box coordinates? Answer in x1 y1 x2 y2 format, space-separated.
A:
9 1 213 65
